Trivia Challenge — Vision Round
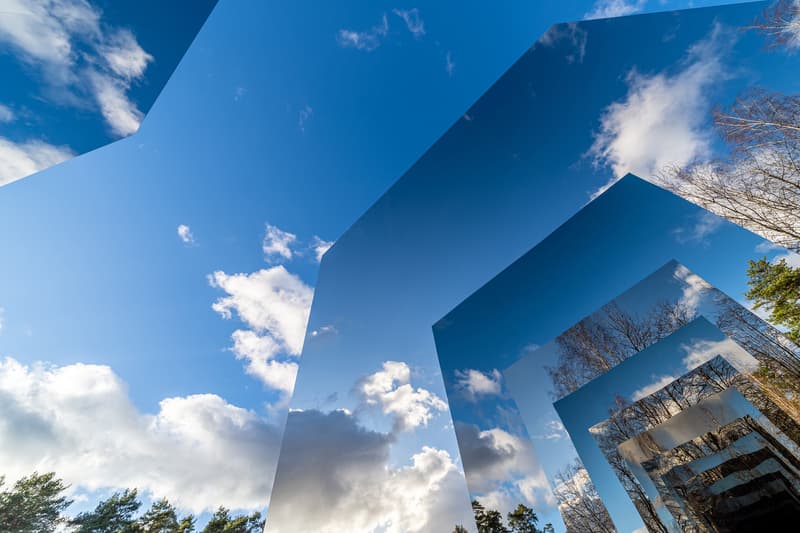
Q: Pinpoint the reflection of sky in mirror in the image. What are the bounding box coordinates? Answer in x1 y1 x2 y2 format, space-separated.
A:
0 1 217 185
552 318 759 531
272 2 800 528
433 173 776 529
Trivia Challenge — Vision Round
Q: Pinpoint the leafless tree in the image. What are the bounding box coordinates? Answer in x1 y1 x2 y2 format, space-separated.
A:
754 0 800 50
552 459 616 533
657 89 800 252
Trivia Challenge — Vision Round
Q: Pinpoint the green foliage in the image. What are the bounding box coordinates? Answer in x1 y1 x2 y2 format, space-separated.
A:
0 472 72 533
70 488 142 533
746 256 800 343
472 500 510 533
201 507 265 533
139 498 195 533
507 504 539 533
453 525 470 533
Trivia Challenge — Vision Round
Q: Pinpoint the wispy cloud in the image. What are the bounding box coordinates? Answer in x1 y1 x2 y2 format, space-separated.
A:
585 0 647 20
298 104 313 133
538 22 588 64
445 50 455 76
176 224 195 244
672 211 724 245
0 104 14 123
337 13 389 51
393 8 425 38
311 235 334 262
0 137 74 186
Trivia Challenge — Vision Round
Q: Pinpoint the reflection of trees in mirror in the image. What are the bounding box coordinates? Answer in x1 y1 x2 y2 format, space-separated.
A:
592 355 800 532
746 257 800 344
458 500 554 533
547 300 695 399
0 471 264 533
551 459 615 533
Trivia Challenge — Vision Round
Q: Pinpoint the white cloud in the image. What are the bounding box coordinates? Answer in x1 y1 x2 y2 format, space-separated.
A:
262 224 298 263
0 357 281 514
89 70 144 137
359 361 447 432
454 368 503 401
631 374 679 401
209 266 313 357
588 25 732 198
0 0 152 140
176 224 194 244
673 262 712 313
230 329 298 394
0 136 74 186
445 51 455 77
98 28 152 81
538 23 588 64
337 14 389 51
681 338 759 372
0 104 14 123
311 236 334 262
455 423 555 512
310 324 337 337
298 104 313 133
393 8 425 38
672 211 724 245
265 409 473 533
584 0 646 20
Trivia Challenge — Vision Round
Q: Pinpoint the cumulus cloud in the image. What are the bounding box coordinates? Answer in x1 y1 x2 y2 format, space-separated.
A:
454 368 503 401
588 25 733 197
266 409 473 533
230 329 298 394
455 423 554 513
358 361 448 432
337 14 389 51
584 0 646 20
176 224 194 244
0 0 152 140
262 224 298 263
209 266 313 393
393 8 425 38
0 357 281 514
311 236 334 262
0 137 74 186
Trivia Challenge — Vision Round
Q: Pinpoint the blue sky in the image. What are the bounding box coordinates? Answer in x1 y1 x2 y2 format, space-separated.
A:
1 0 799 531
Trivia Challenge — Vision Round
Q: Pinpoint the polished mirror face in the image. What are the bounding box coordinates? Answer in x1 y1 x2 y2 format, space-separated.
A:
0 0 218 186
433 169 800 531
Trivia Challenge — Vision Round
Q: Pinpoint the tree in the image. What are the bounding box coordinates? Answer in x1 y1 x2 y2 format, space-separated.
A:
0 472 72 533
657 88 800 252
552 460 616 533
755 0 800 50
506 504 540 533
453 526 470 533
201 507 265 533
138 498 195 533
471 500 510 533
746 256 800 343
70 488 142 533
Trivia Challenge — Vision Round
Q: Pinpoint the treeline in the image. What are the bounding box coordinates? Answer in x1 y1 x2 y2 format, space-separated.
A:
453 501 554 533
0 472 264 533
